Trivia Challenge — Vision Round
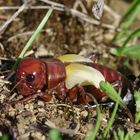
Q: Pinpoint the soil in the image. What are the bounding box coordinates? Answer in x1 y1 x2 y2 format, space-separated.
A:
0 0 140 140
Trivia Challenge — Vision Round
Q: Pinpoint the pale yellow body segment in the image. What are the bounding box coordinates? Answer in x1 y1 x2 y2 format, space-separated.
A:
65 63 105 89
58 54 93 63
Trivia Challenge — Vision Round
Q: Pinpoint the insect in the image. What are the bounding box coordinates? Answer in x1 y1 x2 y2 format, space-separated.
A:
15 54 133 105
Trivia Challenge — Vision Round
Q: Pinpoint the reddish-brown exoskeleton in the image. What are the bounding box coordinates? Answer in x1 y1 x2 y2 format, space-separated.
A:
15 54 133 105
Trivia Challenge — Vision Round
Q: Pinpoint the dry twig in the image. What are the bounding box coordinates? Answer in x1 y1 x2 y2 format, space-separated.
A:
0 5 63 11
8 29 47 42
0 1 30 36
39 0 120 31
0 0 120 31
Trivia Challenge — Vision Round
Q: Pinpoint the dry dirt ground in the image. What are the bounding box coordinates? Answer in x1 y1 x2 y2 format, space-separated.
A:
0 0 140 140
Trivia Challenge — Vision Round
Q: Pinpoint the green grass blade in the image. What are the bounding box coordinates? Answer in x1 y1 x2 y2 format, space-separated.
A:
113 130 137 140
113 0 140 41
18 8 53 59
122 28 140 48
125 131 135 140
85 97 101 140
121 0 140 20
118 129 125 140
99 81 121 138
111 28 140 59
120 0 140 30
99 81 125 108
113 131 119 140
0 135 9 140
100 81 133 122
49 129 62 140
13 8 53 69
102 92 120 138
134 91 140 123
133 132 140 140
121 45 140 59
